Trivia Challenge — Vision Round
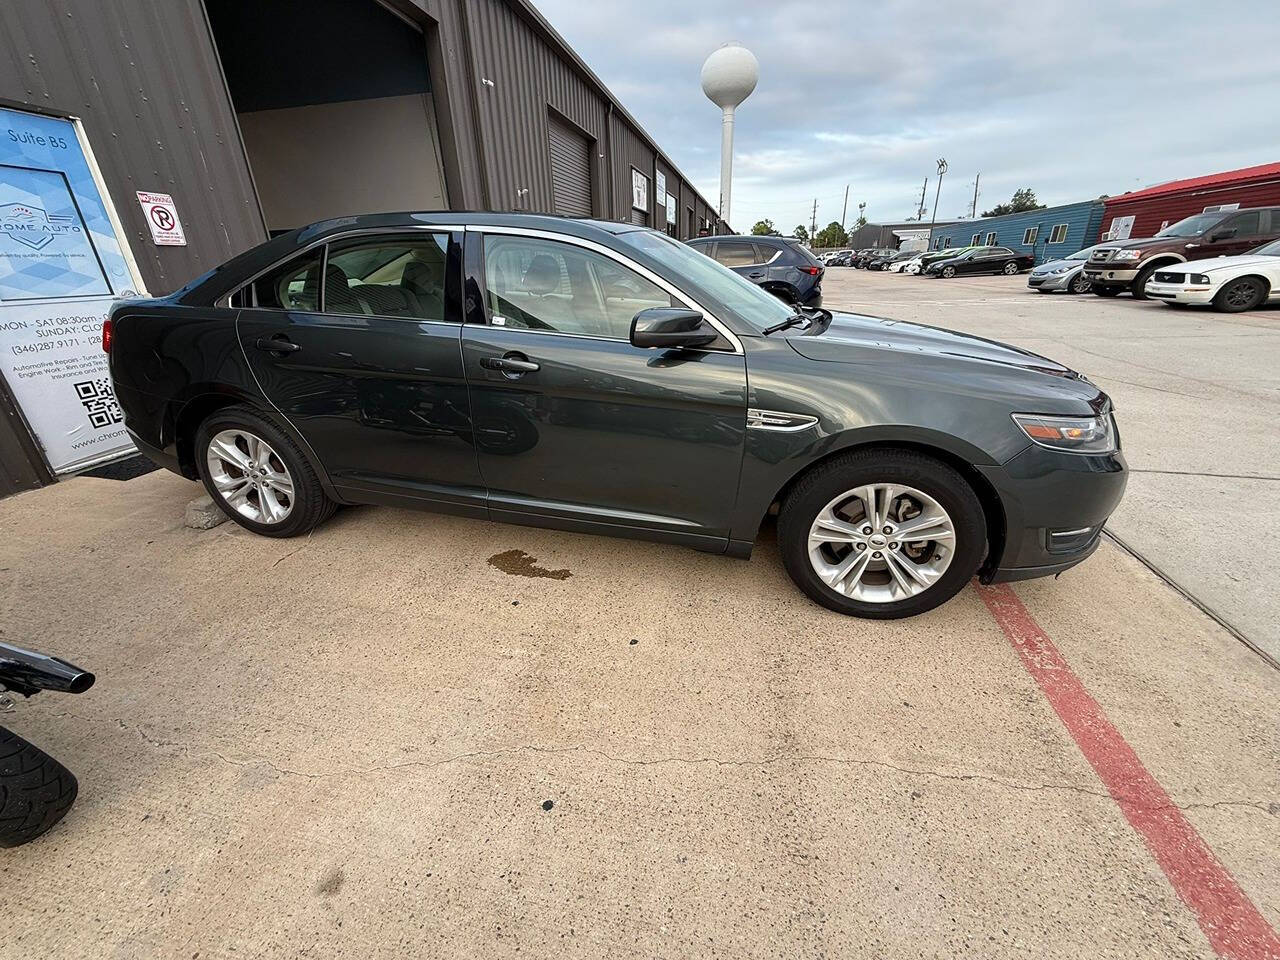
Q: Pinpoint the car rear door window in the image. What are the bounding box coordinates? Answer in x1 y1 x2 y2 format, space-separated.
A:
251 251 324 311
323 235 452 321
482 234 678 339
715 241 760 267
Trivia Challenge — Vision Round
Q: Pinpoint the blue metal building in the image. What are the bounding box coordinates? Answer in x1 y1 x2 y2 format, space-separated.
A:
926 200 1105 264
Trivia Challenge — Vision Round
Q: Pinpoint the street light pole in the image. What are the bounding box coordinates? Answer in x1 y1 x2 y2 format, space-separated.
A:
928 157 948 249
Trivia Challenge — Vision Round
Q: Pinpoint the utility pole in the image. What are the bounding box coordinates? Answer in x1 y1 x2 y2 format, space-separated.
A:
971 172 981 219
810 199 818 243
841 184 849 233
928 158 947 249
917 178 928 220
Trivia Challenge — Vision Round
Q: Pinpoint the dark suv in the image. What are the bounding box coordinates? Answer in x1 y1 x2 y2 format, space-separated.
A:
1085 206 1280 299
687 235 823 306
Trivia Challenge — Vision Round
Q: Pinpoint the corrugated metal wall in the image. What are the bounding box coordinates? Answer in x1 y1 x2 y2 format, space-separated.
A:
928 201 1104 262
0 0 267 296
1100 177 1280 240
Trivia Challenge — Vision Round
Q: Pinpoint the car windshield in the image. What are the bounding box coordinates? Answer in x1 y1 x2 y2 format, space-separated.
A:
1248 238 1280 256
621 231 793 331
953 250 976 260
1066 246 1098 260
1155 213 1224 238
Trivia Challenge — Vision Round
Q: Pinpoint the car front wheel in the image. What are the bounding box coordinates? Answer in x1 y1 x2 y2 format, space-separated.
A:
941 265 956 278
1214 276 1267 313
1069 272 1092 294
195 405 336 538
778 449 986 619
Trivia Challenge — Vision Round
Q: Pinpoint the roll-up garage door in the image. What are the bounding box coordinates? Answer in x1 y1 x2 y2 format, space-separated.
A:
547 115 592 217
629 208 648 226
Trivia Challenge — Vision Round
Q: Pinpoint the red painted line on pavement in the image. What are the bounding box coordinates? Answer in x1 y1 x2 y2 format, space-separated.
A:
976 582 1280 960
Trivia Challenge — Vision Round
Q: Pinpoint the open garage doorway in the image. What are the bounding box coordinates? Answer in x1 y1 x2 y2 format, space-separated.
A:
206 0 448 234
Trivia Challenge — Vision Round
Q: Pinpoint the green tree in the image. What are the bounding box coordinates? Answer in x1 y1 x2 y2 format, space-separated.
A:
750 218 780 236
814 221 849 249
791 224 809 242
982 188 1045 218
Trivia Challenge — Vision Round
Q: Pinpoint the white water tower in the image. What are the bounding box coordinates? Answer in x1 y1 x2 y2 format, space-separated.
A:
700 43 758 228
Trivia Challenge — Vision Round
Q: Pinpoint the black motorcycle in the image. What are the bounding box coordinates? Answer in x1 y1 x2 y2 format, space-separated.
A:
0 641 94 847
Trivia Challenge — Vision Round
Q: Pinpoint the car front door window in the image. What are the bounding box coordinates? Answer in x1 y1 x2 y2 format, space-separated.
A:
482 234 677 339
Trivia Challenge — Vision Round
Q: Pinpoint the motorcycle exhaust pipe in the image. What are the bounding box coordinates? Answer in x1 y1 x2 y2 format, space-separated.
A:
0 641 95 695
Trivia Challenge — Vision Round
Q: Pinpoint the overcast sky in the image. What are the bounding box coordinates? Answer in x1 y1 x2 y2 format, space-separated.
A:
534 0 1280 234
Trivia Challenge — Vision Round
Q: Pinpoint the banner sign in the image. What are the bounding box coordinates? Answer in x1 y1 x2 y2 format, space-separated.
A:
631 168 648 211
0 106 143 472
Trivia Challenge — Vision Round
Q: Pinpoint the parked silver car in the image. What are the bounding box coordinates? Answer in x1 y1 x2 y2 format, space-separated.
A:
1027 244 1104 294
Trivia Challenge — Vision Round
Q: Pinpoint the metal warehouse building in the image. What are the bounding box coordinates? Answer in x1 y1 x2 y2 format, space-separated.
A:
1098 161 1280 241
0 0 726 497
927 200 1105 263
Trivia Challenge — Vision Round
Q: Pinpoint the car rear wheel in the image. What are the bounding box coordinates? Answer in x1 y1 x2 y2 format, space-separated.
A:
1214 276 1267 313
778 449 986 619
1069 272 1093 295
1002 261 1019 275
941 265 956 278
195 405 336 538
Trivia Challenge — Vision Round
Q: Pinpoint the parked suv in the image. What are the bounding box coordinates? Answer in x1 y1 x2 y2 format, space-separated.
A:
687 235 823 306
1085 206 1280 299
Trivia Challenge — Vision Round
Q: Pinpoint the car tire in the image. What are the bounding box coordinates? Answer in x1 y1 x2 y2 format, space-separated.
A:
1069 273 1092 295
1129 263 1164 300
777 448 986 620
1213 276 1267 313
941 265 956 278
1092 285 1121 297
195 404 336 538
1002 261 1019 275
0 726 78 848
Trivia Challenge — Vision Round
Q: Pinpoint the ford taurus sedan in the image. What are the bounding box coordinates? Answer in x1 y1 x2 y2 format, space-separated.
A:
107 213 1126 619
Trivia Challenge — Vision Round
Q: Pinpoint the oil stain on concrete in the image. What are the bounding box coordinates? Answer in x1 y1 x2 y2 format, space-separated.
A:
488 549 571 580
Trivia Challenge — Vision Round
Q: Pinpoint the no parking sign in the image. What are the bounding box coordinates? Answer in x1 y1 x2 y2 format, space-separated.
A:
135 191 186 246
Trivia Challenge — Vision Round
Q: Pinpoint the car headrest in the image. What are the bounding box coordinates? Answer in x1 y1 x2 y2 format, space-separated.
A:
521 254 561 296
401 258 441 296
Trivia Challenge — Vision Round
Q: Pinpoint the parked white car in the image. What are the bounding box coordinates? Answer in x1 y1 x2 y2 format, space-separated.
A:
886 252 922 273
1143 239 1280 312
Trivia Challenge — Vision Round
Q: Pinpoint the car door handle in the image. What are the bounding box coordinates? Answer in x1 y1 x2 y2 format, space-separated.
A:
254 336 300 354
748 271 765 279
480 355 540 374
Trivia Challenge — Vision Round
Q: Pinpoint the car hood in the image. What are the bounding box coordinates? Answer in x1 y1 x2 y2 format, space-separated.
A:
1031 258 1080 273
1179 254 1280 272
1103 235 1193 251
790 312 1082 380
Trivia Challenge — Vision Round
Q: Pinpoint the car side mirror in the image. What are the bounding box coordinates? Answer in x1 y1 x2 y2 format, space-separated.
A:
630 307 718 349
1210 228 1236 241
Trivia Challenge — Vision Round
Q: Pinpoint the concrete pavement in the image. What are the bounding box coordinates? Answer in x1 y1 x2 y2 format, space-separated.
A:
821 267 1280 664
0 469 1276 959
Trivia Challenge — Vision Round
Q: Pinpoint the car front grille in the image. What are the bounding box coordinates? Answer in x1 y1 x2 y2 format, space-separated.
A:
1089 248 1116 263
1153 271 1184 284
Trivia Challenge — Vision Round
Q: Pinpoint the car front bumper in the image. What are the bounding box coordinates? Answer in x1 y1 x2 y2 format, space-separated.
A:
977 442 1128 583
1143 280 1216 304
1027 272 1070 290
1083 264 1139 287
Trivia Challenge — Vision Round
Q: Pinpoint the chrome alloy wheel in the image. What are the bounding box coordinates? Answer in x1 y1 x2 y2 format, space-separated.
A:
205 429 295 524
806 483 955 603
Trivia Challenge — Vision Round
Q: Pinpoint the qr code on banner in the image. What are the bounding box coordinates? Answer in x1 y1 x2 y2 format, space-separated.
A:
74 378 123 429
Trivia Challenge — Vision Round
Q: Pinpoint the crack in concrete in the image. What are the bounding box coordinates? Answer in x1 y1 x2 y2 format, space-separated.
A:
43 710 1277 818
1128 468 1280 482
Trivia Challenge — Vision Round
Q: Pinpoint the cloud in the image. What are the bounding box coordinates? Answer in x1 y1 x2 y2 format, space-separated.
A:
533 0 1280 231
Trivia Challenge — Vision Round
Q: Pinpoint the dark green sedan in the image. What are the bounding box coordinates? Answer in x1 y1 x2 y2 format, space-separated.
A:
108 213 1126 619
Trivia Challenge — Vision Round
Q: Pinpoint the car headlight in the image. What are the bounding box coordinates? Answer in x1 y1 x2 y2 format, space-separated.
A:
1189 273 1211 284
1112 249 1142 262
1049 266 1070 274
1012 413 1117 454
